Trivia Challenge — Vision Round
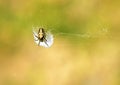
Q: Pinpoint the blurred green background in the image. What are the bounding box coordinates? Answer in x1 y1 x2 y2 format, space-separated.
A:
0 0 120 85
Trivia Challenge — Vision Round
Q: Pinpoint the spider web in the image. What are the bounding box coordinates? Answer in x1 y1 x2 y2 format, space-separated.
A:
46 27 109 39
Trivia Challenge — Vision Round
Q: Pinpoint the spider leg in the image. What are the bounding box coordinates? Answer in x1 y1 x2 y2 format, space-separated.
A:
34 35 38 38
33 34 39 41
33 33 39 41
43 37 49 47
44 41 49 47
38 40 40 46
34 39 38 41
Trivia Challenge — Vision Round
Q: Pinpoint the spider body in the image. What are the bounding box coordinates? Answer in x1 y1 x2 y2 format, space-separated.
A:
33 27 54 48
37 28 46 42
35 28 48 46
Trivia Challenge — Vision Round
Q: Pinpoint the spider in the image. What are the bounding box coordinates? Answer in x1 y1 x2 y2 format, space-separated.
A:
34 28 48 46
33 27 54 48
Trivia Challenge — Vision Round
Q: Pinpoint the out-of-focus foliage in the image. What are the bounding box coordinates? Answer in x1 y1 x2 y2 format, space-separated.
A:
0 0 120 85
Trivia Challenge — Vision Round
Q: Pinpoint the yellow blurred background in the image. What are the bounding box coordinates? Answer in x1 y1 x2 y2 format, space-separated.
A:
0 0 120 85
